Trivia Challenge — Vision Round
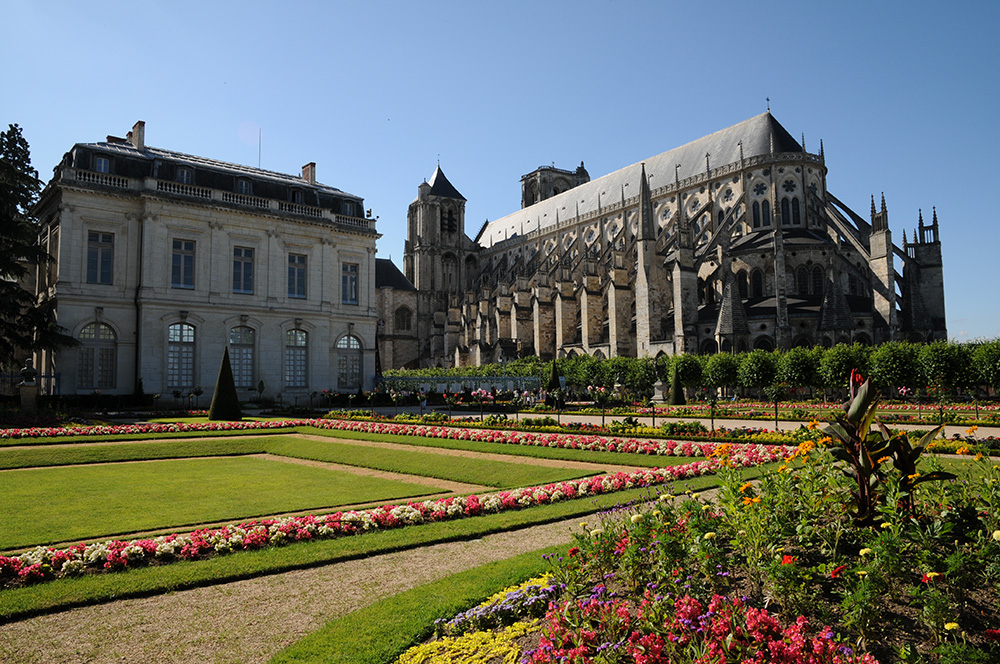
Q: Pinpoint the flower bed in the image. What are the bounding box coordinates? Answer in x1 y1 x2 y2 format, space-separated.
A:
0 445 787 589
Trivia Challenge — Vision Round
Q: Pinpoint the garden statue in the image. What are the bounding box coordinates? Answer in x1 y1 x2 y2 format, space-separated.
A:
19 358 38 415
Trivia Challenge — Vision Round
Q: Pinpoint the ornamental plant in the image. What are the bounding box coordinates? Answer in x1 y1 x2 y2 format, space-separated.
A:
823 370 955 525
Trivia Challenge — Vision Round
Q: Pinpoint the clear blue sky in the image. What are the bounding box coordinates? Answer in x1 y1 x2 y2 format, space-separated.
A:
7 1 998 340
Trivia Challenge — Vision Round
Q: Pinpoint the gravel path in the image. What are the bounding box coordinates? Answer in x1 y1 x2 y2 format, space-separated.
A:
0 517 587 664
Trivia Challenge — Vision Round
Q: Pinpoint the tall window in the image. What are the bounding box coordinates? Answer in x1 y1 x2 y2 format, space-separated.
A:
87 231 114 284
752 202 761 228
285 329 308 388
796 266 809 296
812 266 825 296
229 326 255 388
394 306 412 331
342 263 358 305
233 247 254 294
78 323 116 389
781 198 791 225
167 323 196 389
750 270 764 298
761 200 772 227
792 198 801 225
337 335 361 389
737 270 749 299
442 254 457 291
288 253 307 299
171 239 195 289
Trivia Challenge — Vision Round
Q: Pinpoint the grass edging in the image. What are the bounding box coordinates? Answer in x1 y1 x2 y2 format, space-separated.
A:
269 544 565 664
0 473 732 624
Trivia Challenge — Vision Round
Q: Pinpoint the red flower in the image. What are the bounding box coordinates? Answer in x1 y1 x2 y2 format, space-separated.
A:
985 629 1000 641
781 555 797 565
830 564 848 579
568 546 580 558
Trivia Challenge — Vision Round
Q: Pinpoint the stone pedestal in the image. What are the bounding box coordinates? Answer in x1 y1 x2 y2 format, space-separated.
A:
19 383 38 415
652 380 668 403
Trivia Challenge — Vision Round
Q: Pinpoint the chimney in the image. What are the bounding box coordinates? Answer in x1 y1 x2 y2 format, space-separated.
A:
128 121 145 150
301 162 316 184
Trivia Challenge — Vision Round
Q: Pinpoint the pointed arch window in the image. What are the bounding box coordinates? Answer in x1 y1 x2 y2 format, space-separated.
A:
812 266 825 296
781 198 791 224
394 306 412 332
750 270 764 298
792 198 801 225
737 270 749 299
796 266 809 296
761 200 771 227
752 202 761 228
78 323 117 389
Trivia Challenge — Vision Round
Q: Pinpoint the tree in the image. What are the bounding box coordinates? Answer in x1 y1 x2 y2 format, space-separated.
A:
704 352 739 397
737 349 777 395
819 343 868 395
777 346 819 389
667 365 685 405
0 124 74 367
869 341 921 394
973 339 1000 393
673 353 704 389
209 348 243 421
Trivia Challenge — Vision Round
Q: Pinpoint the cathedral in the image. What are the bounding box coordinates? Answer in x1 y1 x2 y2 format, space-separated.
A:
377 112 946 369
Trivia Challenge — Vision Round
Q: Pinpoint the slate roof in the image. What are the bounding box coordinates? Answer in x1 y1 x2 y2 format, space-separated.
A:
74 140 363 201
480 112 803 247
427 165 466 201
375 258 416 291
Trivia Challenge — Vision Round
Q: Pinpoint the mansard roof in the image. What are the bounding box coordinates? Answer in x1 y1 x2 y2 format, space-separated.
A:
480 112 803 247
72 140 363 201
427 165 466 201
375 258 416 291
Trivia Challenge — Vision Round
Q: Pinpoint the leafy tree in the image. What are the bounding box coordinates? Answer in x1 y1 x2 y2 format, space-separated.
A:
819 343 868 393
868 341 921 394
973 339 1000 392
737 349 777 393
777 346 819 388
673 353 703 389
209 348 243 421
918 341 971 395
0 123 74 368
704 352 739 396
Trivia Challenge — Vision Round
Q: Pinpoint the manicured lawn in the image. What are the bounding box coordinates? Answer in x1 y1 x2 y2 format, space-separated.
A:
0 456 438 550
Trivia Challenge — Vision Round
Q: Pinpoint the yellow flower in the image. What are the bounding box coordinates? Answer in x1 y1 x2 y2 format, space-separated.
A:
876 456 890 464
975 453 983 461
944 622 959 631
659 494 673 502
778 464 788 473
907 473 921 481
653 510 661 517
856 570 868 577
703 532 716 541
702 504 711 511
925 572 943 581
630 514 645 524
590 528 605 537
992 530 1000 542
859 548 873 556
775 547 784 553
580 522 588 529
880 522 893 529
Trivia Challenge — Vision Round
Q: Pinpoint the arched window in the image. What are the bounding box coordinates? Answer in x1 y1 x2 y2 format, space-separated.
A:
167 323 195 389
750 270 764 298
285 329 308 388
792 198 801 225
752 201 760 228
442 254 458 291
394 306 412 332
78 322 116 389
781 198 791 225
737 270 749 299
761 200 771 227
336 335 361 390
812 266 825 296
229 326 255 389
796 266 809 296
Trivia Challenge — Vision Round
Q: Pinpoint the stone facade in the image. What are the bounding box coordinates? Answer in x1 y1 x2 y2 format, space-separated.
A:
384 113 946 368
34 121 379 398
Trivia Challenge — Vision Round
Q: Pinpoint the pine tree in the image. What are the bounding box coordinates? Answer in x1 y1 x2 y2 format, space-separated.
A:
668 365 686 406
209 347 243 421
0 124 74 368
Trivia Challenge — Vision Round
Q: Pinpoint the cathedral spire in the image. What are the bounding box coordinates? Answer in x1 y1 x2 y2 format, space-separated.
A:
819 139 825 163
870 195 877 220
638 162 654 242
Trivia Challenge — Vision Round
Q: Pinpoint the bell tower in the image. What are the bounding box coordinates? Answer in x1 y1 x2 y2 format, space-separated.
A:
404 165 468 295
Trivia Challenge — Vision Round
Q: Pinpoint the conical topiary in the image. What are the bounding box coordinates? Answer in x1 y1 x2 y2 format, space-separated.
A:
668 365 686 406
547 360 561 391
209 347 243 421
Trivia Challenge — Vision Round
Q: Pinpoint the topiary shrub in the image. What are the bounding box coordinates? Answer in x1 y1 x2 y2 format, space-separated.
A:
209 347 243 421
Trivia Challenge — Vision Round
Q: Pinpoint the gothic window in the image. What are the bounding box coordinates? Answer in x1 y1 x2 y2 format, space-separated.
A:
442 254 458 291
752 202 760 228
792 198 801 225
812 266 825 296
808 182 818 194
796 267 809 295
690 197 699 211
849 274 859 295
753 183 766 197
750 270 764 298
737 270 749 299
229 326 255 389
394 306 412 331
717 210 724 224
781 198 791 225
782 180 796 193
167 323 195 389
285 330 308 388
78 323 117 390
761 200 772 227
440 208 458 234
724 189 734 202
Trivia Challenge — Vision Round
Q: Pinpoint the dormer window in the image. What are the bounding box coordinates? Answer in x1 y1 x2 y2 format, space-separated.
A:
236 179 252 195
291 189 304 205
177 168 193 185
94 156 110 173
343 201 355 217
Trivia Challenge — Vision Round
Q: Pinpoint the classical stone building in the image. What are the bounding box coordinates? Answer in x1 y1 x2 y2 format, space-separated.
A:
382 112 945 368
33 121 379 397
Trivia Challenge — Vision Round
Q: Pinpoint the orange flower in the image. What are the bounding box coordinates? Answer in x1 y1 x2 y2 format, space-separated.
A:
739 481 753 494
743 496 761 506
807 419 820 430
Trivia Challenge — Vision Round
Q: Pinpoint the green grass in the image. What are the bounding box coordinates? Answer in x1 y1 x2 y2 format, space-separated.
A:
0 438 268 470
0 474 728 622
1 456 437 550
270 544 564 664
